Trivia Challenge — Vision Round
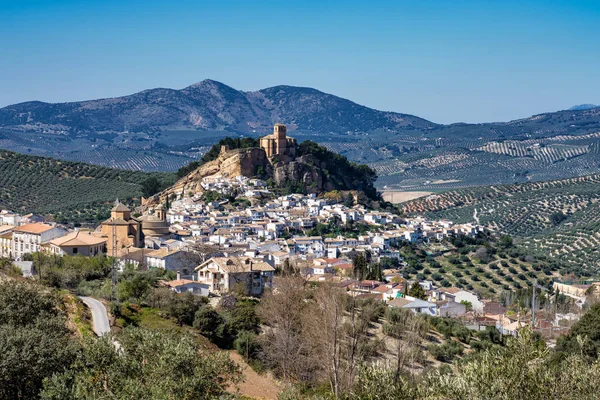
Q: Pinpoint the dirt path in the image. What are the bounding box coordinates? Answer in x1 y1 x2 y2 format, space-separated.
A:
229 351 282 399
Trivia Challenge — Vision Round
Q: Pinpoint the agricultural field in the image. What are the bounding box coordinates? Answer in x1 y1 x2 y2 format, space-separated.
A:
0 149 175 224
417 247 560 299
402 174 600 273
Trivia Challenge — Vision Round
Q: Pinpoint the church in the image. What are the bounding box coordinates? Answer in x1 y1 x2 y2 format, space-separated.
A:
259 124 296 161
99 201 142 253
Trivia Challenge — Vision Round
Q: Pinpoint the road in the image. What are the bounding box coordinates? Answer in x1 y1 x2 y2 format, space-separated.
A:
80 296 111 336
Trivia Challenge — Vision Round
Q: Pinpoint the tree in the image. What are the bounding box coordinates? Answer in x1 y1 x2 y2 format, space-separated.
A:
422 329 600 399
550 211 568 226
193 306 224 341
460 300 473 312
41 327 241 399
344 194 355 208
407 281 426 300
140 176 162 198
258 276 312 381
0 281 78 400
556 302 600 360
353 254 368 280
119 273 151 303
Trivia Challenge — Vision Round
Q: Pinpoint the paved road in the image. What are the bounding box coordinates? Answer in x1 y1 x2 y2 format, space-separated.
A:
80 296 111 336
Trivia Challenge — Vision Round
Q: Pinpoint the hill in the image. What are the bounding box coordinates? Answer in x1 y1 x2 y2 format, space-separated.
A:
3 80 600 190
147 137 379 205
401 174 600 274
0 149 175 224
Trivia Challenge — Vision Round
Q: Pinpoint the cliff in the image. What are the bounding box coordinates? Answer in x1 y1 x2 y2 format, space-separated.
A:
146 147 269 206
145 139 379 207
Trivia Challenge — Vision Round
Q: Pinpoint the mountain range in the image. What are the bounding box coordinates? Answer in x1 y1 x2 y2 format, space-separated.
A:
0 79 434 135
2 80 600 189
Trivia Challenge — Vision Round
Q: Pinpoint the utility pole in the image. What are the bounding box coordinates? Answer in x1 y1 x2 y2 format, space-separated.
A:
111 224 118 303
531 279 537 329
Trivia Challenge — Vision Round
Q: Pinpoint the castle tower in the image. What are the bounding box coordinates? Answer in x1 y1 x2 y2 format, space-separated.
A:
274 123 287 155
260 124 296 161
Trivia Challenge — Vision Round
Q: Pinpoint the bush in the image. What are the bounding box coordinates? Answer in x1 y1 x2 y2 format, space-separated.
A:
428 340 464 362
234 330 261 360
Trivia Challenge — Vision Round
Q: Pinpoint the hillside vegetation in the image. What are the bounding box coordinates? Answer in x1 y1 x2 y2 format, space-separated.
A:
176 137 380 200
0 149 175 224
402 174 600 273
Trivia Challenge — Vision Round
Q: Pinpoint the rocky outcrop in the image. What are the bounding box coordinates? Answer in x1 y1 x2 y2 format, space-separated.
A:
144 146 342 208
145 147 269 206
272 155 327 191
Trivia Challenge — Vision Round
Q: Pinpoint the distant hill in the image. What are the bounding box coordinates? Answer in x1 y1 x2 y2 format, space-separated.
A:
0 149 175 224
148 137 380 207
570 104 599 111
0 79 435 135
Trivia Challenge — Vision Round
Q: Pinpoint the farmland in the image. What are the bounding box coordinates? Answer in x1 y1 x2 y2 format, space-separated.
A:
402 174 600 273
0 149 175 224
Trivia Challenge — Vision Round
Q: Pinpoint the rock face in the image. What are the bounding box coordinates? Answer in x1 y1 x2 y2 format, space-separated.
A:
145 147 334 207
146 147 269 206
272 155 326 191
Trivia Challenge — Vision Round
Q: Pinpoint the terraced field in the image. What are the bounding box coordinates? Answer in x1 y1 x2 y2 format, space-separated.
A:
0 149 175 224
411 249 559 299
476 142 589 163
402 174 600 273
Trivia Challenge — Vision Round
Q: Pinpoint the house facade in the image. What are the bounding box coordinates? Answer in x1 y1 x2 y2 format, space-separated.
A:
195 257 275 296
12 223 66 260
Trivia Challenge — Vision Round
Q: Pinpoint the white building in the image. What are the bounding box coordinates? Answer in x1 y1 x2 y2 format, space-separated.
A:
12 223 66 260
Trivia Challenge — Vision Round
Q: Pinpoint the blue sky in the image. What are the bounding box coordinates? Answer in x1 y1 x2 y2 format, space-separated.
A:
0 0 599 123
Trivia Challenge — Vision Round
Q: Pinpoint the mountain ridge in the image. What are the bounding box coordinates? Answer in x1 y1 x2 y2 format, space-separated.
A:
0 79 436 135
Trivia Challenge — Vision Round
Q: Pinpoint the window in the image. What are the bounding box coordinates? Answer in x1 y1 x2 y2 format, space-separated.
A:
73 248 78 254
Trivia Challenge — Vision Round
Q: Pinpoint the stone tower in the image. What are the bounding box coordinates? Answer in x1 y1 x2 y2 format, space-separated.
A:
260 124 297 160
274 124 287 155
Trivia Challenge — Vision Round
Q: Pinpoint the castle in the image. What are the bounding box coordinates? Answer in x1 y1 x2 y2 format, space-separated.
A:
259 124 296 161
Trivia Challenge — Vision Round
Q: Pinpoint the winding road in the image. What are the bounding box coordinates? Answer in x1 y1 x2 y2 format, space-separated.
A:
79 296 111 336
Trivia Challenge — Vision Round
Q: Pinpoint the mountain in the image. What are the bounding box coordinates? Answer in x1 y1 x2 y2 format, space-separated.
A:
0 79 435 134
570 104 599 111
3 80 600 190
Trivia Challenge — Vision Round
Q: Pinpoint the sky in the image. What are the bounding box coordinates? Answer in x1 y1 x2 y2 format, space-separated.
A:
0 0 599 124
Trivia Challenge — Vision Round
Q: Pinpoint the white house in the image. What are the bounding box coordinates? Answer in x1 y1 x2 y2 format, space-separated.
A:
145 248 193 273
430 287 485 313
161 278 209 297
388 295 438 316
12 223 66 260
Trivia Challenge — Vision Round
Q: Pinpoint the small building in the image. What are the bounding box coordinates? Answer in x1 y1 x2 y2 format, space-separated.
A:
160 278 209 297
388 296 438 316
145 248 192 273
195 257 275 296
0 225 15 258
47 231 107 256
259 124 297 161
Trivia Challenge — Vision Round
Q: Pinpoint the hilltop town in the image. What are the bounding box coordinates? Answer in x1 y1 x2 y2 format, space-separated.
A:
1 124 597 400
